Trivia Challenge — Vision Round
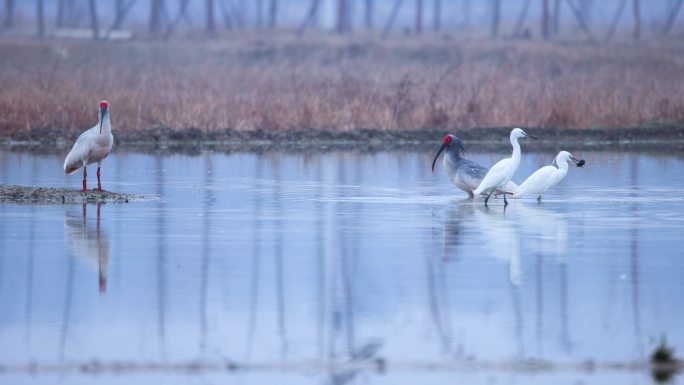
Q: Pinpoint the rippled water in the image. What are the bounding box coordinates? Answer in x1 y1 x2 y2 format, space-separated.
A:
1 149 683 385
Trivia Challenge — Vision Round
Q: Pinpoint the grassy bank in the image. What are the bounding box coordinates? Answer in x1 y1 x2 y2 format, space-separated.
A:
1 37 683 138
4 124 684 154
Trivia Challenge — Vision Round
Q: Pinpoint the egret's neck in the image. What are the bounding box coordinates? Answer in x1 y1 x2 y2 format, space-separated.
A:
556 157 570 176
100 113 112 134
510 136 521 167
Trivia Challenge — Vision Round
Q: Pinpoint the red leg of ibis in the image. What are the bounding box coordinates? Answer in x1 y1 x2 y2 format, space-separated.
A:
82 167 87 192
97 166 102 192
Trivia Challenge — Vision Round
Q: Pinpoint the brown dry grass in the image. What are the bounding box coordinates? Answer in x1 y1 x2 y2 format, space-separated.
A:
1 36 683 135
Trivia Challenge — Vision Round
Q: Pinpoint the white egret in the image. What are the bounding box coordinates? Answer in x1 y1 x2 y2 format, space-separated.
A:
473 128 536 206
63 100 114 192
513 151 585 202
432 134 518 198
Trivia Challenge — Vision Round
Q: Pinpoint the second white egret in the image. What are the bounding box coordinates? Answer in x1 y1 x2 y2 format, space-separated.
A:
513 151 585 202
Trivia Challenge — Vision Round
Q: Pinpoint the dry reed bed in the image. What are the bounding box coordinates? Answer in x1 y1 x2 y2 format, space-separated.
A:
1 38 683 136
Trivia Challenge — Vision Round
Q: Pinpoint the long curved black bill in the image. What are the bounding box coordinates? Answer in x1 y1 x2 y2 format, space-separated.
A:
99 110 103 134
432 143 446 172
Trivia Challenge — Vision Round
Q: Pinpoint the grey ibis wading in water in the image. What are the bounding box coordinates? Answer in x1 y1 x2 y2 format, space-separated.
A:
473 128 536 206
63 100 114 192
513 150 585 202
432 134 518 198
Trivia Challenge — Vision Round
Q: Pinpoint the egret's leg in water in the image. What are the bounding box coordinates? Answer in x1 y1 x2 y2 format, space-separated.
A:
504 192 509 206
485 190 494 206
82 167 87 192
537 195 542 203
97 163 102 192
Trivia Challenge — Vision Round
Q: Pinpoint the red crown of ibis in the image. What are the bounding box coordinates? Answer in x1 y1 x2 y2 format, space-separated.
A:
442 135 452 146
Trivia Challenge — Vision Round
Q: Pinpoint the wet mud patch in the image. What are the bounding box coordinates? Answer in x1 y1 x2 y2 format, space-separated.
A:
0 184 149 204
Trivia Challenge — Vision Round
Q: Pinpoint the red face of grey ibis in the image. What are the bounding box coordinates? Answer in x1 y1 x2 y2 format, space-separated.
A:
432 135 453 172
99 100 108 134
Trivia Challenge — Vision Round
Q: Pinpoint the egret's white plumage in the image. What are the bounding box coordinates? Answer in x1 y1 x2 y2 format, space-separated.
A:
473 128 536 205
513 151 582 201
64 100 113 191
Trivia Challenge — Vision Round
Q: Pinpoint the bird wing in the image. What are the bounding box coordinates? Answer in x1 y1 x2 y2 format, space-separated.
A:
63 126 97 174
474 158 511 195
515 166 557 197
454 159 488 191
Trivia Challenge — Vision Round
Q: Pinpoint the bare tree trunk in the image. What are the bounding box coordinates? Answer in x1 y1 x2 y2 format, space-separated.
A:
463 0 471 26
365 0 373 29
552 0 561 35
56 0 66 28
207 0 215 34
89 0 99 39
605 0 626 41
663 0 683 35
433 0 441 31
256 0 263 28
110 0 137 31
337 0 345 33
268 0 276 28
216 0 234 30
37 0 45 37
415 0 423 34
565 0 594 40
542 0 549 39
344 0 352 32
490 0 501 39
163 0 189 38
298 0 320 35
632 0 640 40
230 1 245 28
514 0 531 37
66 0 76 27
150 0 162 34
382 0 404 38
113 0 123 28
4 0 14 29
579 0 592 24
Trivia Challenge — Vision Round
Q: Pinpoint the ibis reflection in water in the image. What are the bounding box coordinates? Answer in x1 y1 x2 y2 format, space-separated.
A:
63 203 109 293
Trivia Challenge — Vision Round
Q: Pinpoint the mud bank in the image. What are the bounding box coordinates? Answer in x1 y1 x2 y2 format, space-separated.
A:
0 185 150 204
2 124 684 153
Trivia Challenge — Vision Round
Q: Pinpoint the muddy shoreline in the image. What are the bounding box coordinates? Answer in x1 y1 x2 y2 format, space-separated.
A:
2 125 684 153
0 185 150 204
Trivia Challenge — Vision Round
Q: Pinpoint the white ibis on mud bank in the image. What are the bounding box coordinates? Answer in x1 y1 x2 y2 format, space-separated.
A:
513 151 585 202
432 134 518 198
63 100 114 192
473 128 537 206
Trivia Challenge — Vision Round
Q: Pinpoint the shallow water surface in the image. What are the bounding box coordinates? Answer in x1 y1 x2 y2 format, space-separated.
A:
0 149 683 385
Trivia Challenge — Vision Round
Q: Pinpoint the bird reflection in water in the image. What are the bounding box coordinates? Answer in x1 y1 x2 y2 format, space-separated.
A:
63 203 109 293
441 202 574 357
474 205 522 286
